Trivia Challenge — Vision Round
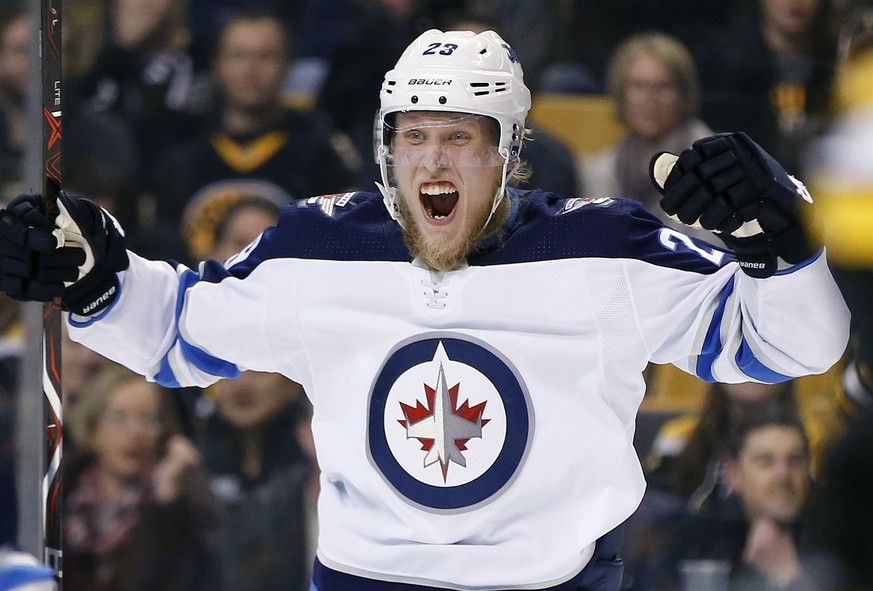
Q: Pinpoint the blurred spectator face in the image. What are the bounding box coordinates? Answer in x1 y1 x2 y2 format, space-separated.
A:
214 371 300 429
92 378 164 482
62 326 111 408
725 424 810 524
211 202 278 261
761 0 820 38
0 12 30 101
378 0 416 20
111 0 181 49
213 16 288 113
621 52 681 140
722 381 785 403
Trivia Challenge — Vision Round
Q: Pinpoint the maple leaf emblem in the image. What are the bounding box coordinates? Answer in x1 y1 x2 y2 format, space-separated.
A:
398 362 489 482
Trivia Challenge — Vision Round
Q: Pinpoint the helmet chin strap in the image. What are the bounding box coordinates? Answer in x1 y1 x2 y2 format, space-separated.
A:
376 144 403 226
480 147 513 233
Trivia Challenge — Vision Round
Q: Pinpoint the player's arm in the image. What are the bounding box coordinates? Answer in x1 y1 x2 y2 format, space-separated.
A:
0 192 260 386
641 133 851 382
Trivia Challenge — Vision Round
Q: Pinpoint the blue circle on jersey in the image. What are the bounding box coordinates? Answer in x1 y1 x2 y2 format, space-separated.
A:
368 333 532 510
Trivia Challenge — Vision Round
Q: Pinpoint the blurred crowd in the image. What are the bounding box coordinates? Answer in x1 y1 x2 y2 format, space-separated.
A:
0 0 872 589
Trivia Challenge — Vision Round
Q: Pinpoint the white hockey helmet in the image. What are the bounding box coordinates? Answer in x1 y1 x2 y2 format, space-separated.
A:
375 29 531 223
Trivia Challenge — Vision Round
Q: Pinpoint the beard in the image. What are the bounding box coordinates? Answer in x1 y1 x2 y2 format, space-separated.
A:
398 177 509 272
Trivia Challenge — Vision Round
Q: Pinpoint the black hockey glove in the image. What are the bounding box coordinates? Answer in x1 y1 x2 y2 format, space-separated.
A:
0 192 128 315
0 193 83 301
650 132 818 278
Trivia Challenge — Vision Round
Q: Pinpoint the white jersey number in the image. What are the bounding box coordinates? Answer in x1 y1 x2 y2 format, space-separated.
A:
658 228 725 266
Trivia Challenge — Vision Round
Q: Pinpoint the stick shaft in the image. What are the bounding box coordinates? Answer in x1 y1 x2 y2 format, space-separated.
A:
39 0 63 583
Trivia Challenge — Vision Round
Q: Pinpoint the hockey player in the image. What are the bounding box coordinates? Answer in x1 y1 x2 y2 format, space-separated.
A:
0 29 850 591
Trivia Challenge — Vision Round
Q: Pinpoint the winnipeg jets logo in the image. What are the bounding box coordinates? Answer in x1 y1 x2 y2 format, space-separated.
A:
368 334 532 511
398 361 490 481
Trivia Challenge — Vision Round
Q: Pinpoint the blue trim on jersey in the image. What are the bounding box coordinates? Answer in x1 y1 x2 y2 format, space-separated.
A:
154 268 241 388
695 276 736 382
155 355 181 388
67 278 123 328
773 249 823 276
0 565 55 589
735 340 793 383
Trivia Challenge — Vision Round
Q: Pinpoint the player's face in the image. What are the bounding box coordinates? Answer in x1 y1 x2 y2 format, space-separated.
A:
391 111 504 271
728 425 810 524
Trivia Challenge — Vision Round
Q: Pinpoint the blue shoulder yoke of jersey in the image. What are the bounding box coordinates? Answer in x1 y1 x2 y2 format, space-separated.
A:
224 189 732 279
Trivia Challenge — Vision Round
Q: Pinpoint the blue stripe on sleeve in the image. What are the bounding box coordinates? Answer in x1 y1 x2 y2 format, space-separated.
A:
154 268 241 387
735 340 793 383
155 353 181 388
695 276 735 382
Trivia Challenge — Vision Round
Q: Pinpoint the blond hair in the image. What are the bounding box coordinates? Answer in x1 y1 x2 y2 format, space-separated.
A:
66 363 181 453
606 31 701 124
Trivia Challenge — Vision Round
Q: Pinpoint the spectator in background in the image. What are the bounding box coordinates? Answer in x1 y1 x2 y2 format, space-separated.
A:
560 0 741 91
810 411 873 590
76 0 211 198
153 8 358 240
645 382 798 505
185 0 302 67
63 364 218 591
0 0 30 199
803 7 873 422
638 407 833 590
196 372 313 591
62 0 109 107
62 107 152 249
578 32 711 237
622 381 797 590
183 192 284 263
694 0 839 171
801 15 873 587
185 192 317 591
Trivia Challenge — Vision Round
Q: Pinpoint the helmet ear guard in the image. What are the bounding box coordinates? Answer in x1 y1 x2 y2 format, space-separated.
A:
374 29 531 223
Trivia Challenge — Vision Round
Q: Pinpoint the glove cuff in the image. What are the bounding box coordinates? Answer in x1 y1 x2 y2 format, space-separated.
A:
717 234 777 278
63 268 122 316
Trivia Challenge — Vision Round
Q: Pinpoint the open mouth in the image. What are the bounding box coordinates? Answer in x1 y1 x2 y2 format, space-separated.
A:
420 181 459 222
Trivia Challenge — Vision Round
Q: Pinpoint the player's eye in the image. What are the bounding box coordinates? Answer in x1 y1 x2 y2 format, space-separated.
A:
404 130 425 143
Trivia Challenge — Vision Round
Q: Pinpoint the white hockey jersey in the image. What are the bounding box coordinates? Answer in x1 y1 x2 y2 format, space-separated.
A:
68 189 850 590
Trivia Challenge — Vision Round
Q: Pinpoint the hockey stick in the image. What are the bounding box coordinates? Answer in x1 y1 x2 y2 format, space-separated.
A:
38 0 63 584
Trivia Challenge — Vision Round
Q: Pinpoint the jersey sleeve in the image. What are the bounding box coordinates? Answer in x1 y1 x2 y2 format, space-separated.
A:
67 253 255 387
65 236 308 389
574 198 852 384
630 246 850 383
